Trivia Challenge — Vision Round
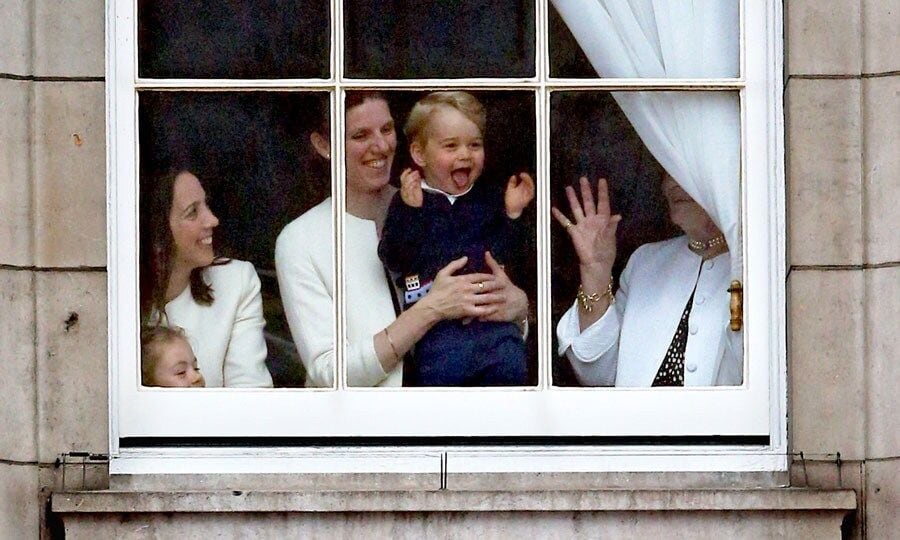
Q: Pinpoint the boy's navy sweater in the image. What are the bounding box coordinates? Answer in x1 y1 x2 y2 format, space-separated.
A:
378 179 526 297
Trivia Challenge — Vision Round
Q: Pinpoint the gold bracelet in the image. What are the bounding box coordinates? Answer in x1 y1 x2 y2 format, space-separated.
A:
383 328 400 362
577 277 615 313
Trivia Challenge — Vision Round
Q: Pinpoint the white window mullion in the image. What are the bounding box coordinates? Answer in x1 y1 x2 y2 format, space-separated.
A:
535 0 550 391
546 79 745 90
334 0 346 390
334 0 343 83
133 79 337 89
536 87 551 390
335 88 347 391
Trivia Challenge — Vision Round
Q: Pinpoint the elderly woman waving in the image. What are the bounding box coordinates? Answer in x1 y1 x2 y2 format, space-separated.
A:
554 175 741 387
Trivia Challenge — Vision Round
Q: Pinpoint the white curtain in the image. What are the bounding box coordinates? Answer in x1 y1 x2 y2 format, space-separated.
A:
551 0 742 278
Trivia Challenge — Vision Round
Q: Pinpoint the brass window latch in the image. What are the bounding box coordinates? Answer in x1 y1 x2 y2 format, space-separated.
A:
728 280 743 331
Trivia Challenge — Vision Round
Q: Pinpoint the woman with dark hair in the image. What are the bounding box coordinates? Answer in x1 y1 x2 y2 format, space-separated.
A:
275 92 528 387
140 169 273 387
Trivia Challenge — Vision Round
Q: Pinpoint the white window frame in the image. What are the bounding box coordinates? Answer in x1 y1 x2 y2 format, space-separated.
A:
107 0 787 473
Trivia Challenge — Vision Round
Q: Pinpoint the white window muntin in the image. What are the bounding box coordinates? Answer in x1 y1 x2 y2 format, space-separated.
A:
109 0 784 454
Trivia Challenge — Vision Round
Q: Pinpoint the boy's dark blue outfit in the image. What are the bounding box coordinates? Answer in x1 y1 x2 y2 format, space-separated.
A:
378 180 527 386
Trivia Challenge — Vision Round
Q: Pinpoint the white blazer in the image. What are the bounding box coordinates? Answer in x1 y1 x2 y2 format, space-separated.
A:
276 199 402 388
557 236 743 387
166 260 273 388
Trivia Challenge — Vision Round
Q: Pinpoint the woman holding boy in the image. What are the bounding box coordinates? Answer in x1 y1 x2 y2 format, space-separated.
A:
276 92 530 388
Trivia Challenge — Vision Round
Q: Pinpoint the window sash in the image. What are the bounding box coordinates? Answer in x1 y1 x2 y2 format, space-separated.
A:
108 0 785 455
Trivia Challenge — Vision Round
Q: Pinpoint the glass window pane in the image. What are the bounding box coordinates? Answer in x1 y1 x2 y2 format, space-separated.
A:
550 90 742 387
344 0 535 79
138 91 332 388
138 0 331 78
341 90 537 388
549 1 740 78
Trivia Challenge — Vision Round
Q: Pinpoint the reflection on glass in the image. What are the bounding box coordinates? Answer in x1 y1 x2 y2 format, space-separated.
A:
138 0 330 78
550 91 742 387
549 1 739 78
344 0 535 79
139 91 331 388
341 91 538 388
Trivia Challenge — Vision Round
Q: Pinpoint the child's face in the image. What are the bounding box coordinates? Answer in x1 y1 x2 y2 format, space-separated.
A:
152 337 206 388
411 106 484 195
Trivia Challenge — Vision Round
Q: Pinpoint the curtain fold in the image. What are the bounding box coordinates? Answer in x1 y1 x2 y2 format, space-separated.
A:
551 0 742 278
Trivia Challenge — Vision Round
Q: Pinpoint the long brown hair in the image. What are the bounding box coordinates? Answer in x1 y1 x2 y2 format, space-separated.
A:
139 169 228 324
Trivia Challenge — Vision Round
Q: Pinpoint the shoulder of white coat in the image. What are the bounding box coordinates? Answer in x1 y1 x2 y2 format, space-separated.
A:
204 259 257 291
275 198 332 257
628 235 687 266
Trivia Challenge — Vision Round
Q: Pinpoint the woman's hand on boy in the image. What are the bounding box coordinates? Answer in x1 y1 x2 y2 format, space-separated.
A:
505 172 535 219
478 251 529 325
400 168 424 208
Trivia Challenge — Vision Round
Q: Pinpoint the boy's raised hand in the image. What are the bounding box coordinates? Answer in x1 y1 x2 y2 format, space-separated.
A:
400 167 424 208
505 172 535 219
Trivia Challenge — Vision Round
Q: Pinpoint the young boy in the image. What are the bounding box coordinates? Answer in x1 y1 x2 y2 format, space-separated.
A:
141 326 206 388
378 91 534 386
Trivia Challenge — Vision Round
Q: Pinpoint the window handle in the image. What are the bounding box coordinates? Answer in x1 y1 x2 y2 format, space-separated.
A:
728 280 743 331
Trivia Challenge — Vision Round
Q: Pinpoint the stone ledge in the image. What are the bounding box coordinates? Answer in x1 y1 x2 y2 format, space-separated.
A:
52 488 856 514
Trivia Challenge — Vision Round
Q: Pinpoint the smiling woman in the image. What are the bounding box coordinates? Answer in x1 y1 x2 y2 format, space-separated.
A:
275 91 534 389
140 170 274 388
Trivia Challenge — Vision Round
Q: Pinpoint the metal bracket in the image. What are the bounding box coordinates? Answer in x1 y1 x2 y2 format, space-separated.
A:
56 452 110 491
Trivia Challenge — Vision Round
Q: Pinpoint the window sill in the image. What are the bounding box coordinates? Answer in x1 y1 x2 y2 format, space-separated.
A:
52 487 856 514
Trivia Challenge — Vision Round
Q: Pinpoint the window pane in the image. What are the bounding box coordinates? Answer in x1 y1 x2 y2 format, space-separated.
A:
341 90 537 388
549 1 740 78
138 0 330 78
344 0 535 79
550 90 742 387
138 91 331 389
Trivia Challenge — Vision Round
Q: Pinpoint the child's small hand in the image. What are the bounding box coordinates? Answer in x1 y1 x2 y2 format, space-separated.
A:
400 168 424 208
504 172 535 219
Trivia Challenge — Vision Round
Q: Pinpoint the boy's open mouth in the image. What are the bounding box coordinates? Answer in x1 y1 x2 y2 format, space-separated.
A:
452 168 471 188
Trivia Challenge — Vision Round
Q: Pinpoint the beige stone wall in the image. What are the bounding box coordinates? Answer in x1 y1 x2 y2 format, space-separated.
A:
1 0 897 538
786 1 900 538
0 0 107 537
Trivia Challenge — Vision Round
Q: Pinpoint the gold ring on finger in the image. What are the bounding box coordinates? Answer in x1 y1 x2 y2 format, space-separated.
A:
563 219 573 229
477 282 484 291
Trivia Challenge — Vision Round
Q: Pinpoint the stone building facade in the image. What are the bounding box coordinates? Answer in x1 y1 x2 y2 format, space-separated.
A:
0 1 897 537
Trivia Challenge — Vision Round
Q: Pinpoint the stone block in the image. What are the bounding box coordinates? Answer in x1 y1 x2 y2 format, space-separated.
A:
110 473 438 492
0 0 31 75
33 0 104 77
33 81 106 268
0 463 39 539
56 510 851 539
448 471 787 491
35 271 108 463
787 78 863 266
0 79 34 267
863 76 900 264
788 270 865 460
865 266 900 458
789 458 864 492
786 0 862 75
0 270 38 463
865 460 900 539
863 0 900 74
787 458 864 539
